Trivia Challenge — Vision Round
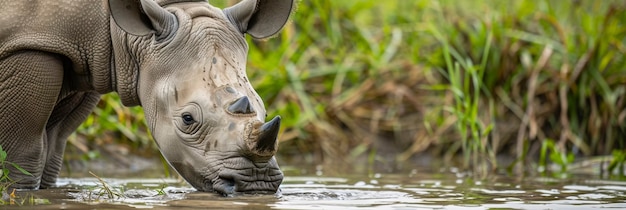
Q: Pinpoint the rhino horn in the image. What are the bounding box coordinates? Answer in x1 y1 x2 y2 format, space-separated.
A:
255 116 281 153
228 96 254 114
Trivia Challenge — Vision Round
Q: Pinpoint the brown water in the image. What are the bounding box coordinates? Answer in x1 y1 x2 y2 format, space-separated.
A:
7 167 626 209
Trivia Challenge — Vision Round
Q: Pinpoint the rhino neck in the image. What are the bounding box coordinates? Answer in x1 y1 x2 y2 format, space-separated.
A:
109 20 142 107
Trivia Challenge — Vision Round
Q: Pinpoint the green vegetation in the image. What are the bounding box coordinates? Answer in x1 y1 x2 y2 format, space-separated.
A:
539 139 574 177
67 0 626 177
0 145 33 184
0 145 49 205
436 25 496 177
608 149 626 177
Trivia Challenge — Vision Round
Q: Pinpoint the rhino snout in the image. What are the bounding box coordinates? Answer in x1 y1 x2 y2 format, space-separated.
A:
209 116 283 195
211 157 284 195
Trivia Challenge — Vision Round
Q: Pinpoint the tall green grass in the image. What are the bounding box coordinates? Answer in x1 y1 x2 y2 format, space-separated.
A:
67 0 626 177
432 24 496 176
424 0 626 175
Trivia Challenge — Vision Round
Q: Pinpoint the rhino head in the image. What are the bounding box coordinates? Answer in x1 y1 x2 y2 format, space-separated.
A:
108 0 293 195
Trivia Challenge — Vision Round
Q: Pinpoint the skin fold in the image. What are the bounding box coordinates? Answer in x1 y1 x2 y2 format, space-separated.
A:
0 0 293 195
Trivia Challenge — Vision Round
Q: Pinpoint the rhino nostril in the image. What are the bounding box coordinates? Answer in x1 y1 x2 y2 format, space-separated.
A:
218 177 236 194
227 96 254 114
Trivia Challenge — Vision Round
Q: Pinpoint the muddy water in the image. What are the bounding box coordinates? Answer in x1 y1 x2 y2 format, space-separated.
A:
8 168 626 209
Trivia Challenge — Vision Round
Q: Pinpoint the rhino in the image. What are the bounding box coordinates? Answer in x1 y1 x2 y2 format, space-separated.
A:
0 0 293 195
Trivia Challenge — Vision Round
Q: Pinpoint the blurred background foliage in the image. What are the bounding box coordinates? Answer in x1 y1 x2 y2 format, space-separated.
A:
66 0 626 176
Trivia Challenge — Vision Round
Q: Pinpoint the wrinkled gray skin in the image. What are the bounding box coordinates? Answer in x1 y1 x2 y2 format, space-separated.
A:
0 0 293 195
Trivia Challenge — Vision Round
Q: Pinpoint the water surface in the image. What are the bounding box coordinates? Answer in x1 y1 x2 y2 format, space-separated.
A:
10 168 626 209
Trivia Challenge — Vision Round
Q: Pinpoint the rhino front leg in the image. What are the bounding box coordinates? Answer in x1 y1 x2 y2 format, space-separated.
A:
0 51 64 189
40 91 100 188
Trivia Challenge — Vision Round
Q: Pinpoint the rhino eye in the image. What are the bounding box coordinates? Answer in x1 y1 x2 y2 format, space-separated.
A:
182 113 195 125
174 103 203 136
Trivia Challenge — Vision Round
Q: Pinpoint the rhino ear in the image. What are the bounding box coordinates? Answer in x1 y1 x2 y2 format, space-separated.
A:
109 0 177 39
223 0 294 39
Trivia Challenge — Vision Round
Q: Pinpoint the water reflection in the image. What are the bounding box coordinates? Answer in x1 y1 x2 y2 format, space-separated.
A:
10 169 626 209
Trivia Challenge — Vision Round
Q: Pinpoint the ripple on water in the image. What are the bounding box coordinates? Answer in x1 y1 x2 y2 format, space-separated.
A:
16 173 624 210
280 188 410 201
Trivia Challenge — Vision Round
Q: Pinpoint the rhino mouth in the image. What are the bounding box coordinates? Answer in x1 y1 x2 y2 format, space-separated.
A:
207 157 283 196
